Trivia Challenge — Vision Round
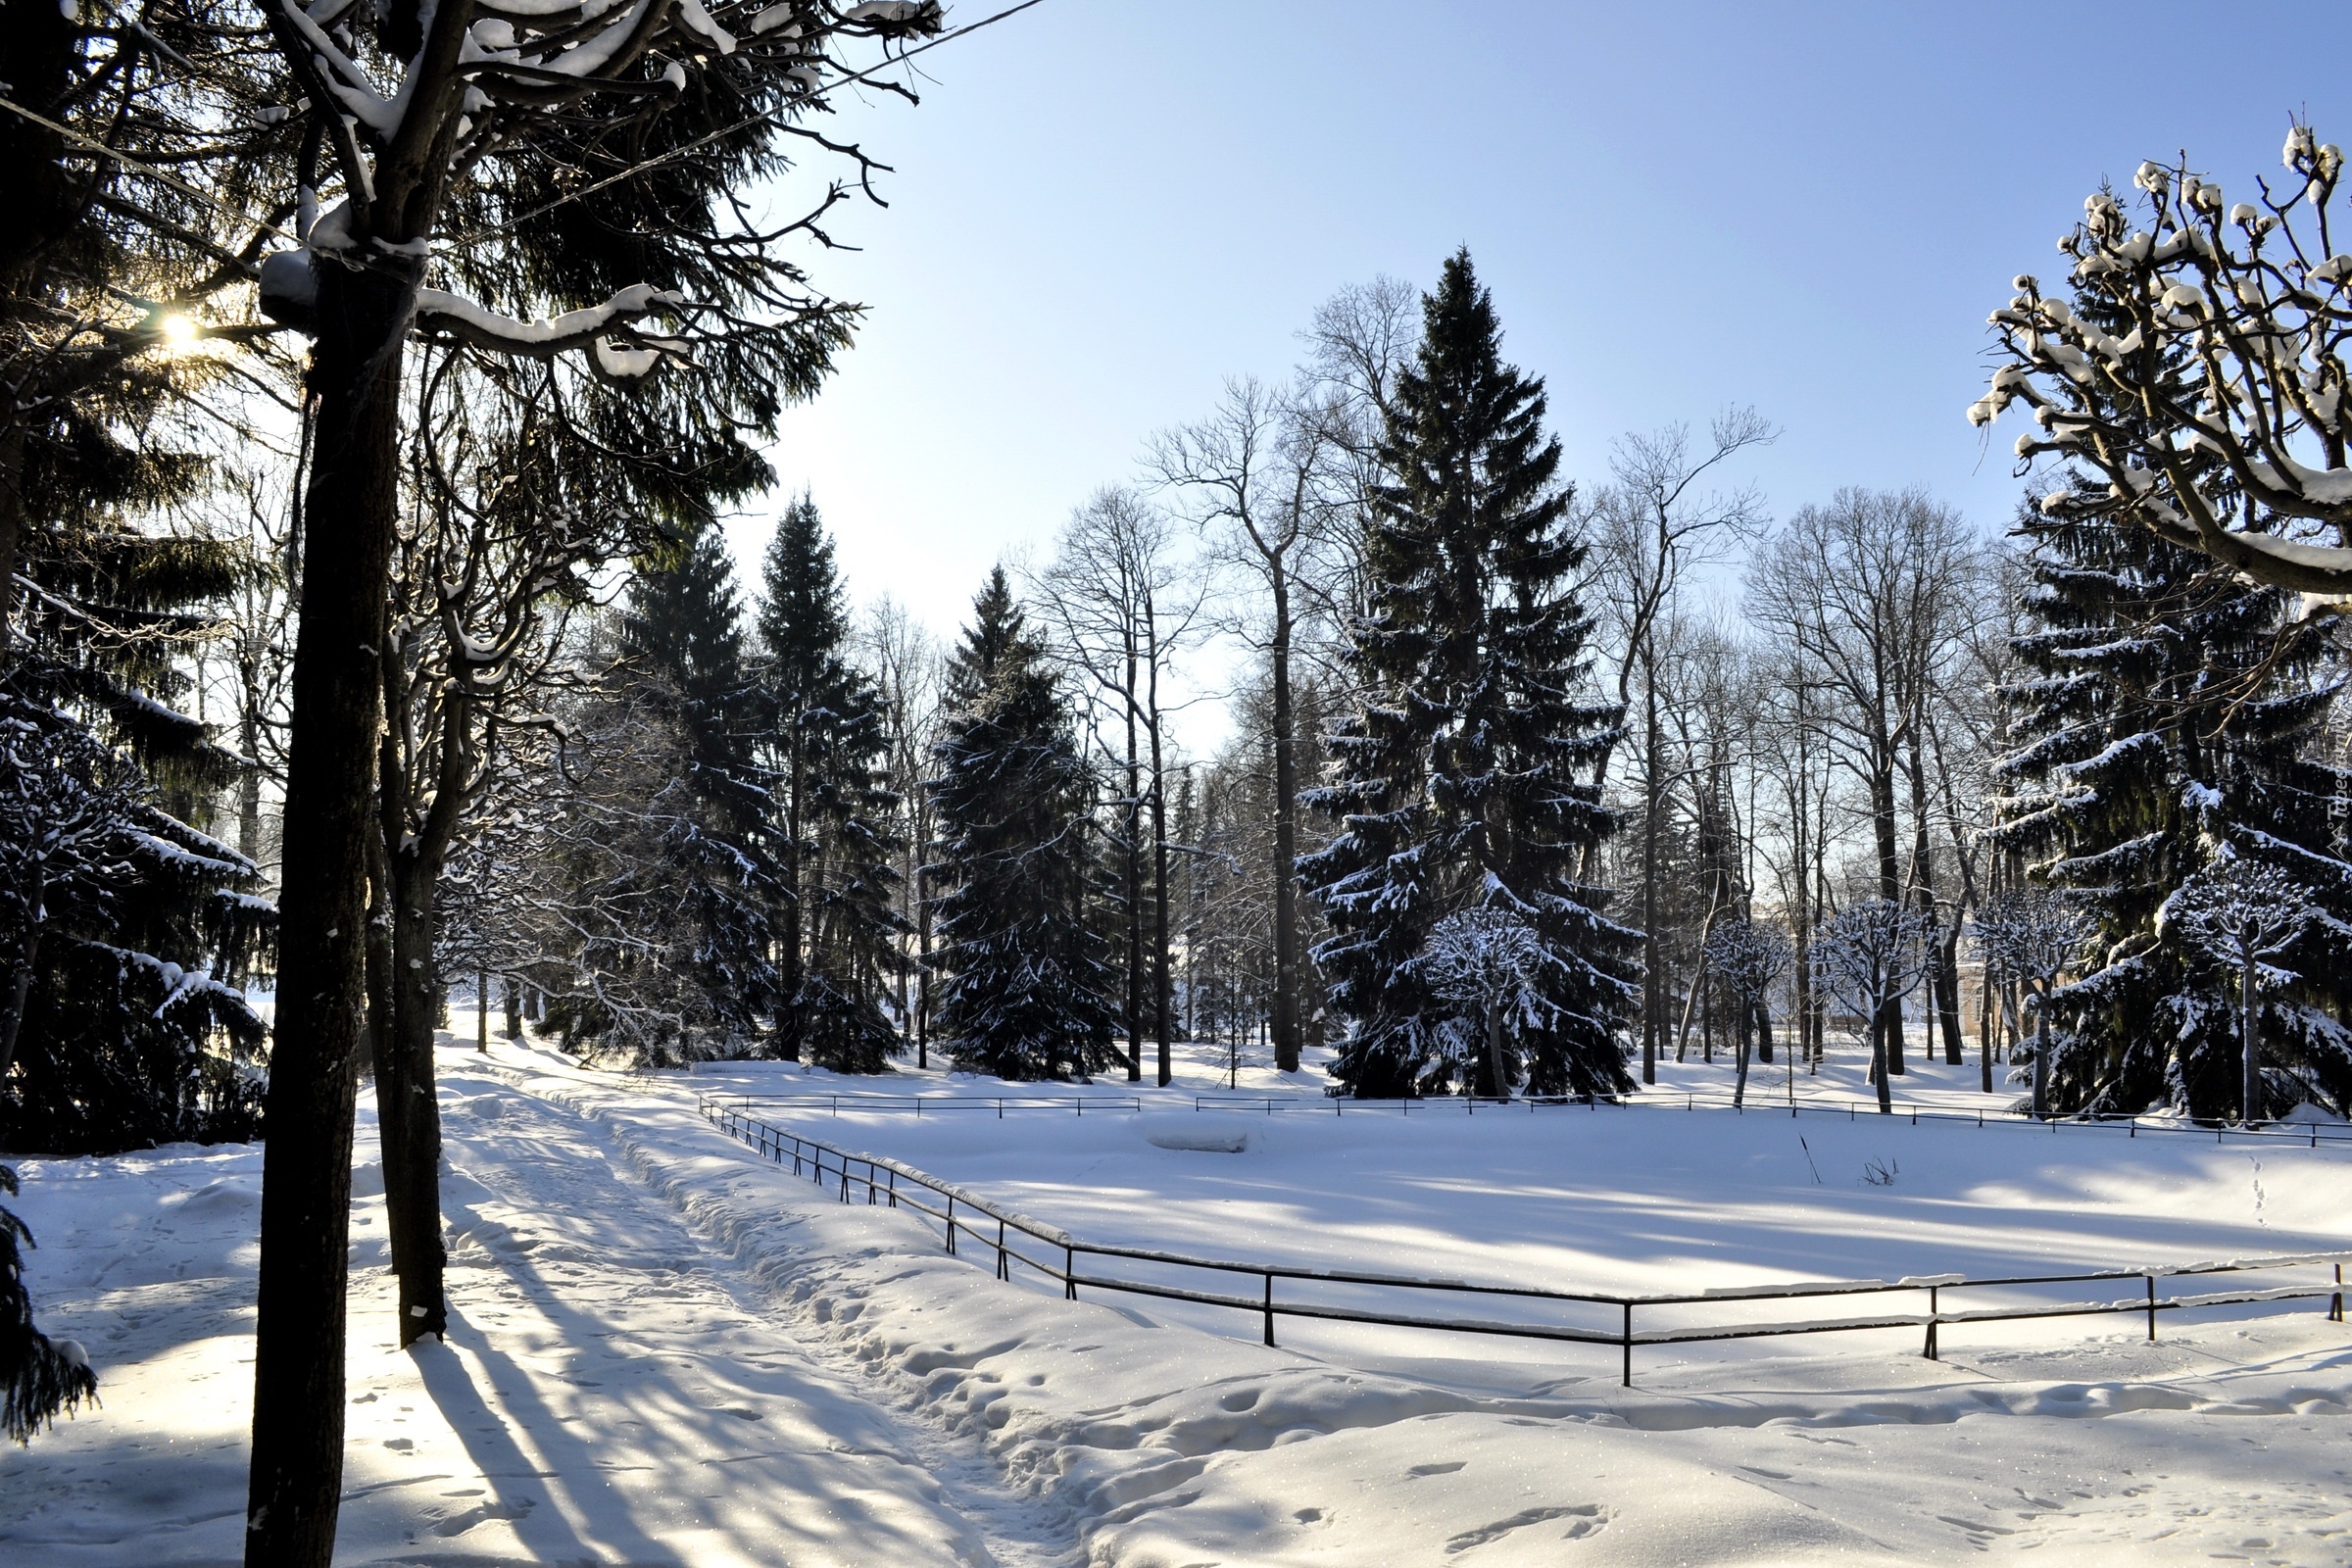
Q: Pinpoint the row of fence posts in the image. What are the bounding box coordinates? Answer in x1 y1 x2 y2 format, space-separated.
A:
714 1104 2350 1390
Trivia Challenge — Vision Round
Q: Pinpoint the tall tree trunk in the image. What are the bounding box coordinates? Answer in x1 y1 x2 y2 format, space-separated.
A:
245 260 413 1568
376 855 449 1344
1122 651 1142 1082
2241 945 2260 1127
1268 582 1300 1073
1733 998 1751 1108
1642 668 1660 1085
1871 746 1905 1076
1151 721 1172 1088
1480 995 1502 1099
2031 981 2051 1120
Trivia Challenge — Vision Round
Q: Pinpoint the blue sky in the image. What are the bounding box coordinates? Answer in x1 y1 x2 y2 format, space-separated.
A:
736 1 2352 645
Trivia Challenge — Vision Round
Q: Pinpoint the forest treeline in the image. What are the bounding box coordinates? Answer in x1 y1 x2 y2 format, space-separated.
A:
15 246 2352 1165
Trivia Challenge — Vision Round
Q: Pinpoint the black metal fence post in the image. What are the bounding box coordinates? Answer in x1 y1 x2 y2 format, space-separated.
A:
1262 1272 1275 1347
2146 1275 2158 1341
1621 1302 1633 1387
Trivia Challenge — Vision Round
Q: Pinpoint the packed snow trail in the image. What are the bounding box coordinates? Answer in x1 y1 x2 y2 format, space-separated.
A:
0 1057 1082 1567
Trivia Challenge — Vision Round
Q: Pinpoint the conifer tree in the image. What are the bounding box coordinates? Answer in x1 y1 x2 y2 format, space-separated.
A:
927 569 1115 1080
1993 262 2352 1119
1 486 272 1151
1304 251 1637 1099
545 522 782 1058
756 497 906 1072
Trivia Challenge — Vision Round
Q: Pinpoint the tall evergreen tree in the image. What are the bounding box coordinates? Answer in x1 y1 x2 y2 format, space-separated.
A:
1995 494 2352 1117
1 485 272 1152
1992 258 2352 1119
1304 250 1637 1099
756 497 906 1072
927 569 1115 1080
544 522 782 1058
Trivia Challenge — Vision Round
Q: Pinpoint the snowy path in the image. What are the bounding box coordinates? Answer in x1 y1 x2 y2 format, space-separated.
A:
0 1054 1081 1567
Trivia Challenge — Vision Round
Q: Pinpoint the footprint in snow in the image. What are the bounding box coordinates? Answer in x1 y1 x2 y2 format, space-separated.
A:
1444 1503 1609 1553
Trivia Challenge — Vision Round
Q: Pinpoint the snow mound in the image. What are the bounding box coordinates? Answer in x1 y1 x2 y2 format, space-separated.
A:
1139 1113 1253 1153
161 1178 258 1216
2280 1101 2346 1124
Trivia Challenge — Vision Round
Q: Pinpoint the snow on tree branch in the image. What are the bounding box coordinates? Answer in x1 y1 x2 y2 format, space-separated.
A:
411 283 689 378
1975 123 2352 594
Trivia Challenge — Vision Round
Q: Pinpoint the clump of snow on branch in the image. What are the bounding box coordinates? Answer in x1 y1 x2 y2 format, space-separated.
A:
1972 122 2352 591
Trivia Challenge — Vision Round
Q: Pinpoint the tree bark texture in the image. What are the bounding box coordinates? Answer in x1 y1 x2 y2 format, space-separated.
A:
1268 589 1300 1074
376 855 448 1343
245 260 413 1568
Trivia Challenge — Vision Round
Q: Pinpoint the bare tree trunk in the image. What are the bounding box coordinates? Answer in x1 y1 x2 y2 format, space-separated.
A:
1268 581 1300 1073
1870 749 1905 1077
375 854 449 1343
1642 668 1660 1085
476 970 488 1053
246 258 413 1568
1123 647 1142 1082
2241 944 2260 1126
1151 716 1172 1088
0 924 40 1085
2031 982 2051 1120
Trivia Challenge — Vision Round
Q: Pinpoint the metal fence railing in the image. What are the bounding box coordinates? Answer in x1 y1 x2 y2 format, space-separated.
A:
691 1085 2352 1148
699 1097 2350 1387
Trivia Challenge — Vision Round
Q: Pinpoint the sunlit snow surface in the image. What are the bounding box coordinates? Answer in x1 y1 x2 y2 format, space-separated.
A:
2 1031 2348 1565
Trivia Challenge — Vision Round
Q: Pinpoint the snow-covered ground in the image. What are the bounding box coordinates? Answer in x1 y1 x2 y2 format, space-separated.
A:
4 1036 2350 1565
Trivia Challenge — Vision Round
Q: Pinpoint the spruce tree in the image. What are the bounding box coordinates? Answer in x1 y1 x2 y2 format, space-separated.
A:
550 522 783 1058
1993 260 2352 1119
1303 251 1636 1099
756 497 906 1072
2 494 272 1151
927 569 1116 1080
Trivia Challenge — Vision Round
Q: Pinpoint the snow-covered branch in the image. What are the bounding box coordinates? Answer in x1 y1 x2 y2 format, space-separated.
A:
1976 125 2352 593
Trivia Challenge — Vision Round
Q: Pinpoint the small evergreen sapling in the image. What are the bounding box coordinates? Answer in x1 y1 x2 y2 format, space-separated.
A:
1 1164 96 1445
2161 860 2313 1126
1972 890 2096 1121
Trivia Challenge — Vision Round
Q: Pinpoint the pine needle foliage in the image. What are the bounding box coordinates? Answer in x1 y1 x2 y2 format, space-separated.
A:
1303 250 1637 1098
0 1164 97 1446
756 497 906 1072
927 569 1116 1080
1993 266 2352 1120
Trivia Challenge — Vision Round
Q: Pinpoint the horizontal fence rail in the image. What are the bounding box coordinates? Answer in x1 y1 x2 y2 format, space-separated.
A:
692 1085 2352 1149
699 1098 2351 1386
